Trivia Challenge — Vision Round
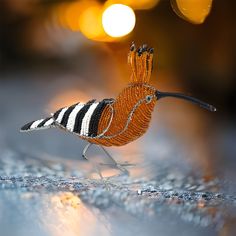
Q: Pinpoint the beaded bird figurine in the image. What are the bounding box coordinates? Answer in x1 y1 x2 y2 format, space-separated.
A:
21 43 216 174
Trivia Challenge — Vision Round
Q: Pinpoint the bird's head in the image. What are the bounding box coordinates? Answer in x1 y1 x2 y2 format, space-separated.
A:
126 42 216 112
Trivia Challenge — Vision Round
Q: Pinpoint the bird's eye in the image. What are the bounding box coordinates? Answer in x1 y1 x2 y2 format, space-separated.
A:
145 95 153 103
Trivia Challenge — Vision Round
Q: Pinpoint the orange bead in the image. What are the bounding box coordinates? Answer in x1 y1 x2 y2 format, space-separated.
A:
83 45 157 146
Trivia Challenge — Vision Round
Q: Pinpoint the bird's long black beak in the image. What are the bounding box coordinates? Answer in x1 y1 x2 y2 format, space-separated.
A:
155 90 217 112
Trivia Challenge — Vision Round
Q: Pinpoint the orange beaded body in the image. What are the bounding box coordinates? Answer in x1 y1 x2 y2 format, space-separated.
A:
83 43 157 147
20 43 159 149
20 42 216 152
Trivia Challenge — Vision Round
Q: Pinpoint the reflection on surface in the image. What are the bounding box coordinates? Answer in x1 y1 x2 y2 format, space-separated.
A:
48 192 109 236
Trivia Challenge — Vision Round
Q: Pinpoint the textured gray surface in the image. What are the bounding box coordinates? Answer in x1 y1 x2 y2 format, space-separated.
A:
0 74 236 236
0 150 235 236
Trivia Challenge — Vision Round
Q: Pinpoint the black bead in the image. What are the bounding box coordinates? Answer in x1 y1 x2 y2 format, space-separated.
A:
142 44 148 51
138 47 142 56
130 42 135 51
149 48 154 53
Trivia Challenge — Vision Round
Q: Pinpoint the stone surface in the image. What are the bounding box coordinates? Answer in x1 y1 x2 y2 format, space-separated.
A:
0 150 236 236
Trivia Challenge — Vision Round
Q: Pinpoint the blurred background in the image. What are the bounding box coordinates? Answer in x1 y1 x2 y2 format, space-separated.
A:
0 0 236 235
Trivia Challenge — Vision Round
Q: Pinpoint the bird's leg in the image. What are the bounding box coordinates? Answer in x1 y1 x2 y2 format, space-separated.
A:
82 142 92 160
99 146 129 176
82 143 103 179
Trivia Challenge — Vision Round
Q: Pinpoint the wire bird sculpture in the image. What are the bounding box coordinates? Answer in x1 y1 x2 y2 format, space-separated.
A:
21 42 216 175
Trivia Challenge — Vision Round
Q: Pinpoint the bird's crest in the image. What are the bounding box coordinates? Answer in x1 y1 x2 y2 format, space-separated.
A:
128 42 154 84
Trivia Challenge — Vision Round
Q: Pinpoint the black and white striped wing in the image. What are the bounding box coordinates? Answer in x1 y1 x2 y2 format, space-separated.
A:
20 117 55 132
53 99 114 137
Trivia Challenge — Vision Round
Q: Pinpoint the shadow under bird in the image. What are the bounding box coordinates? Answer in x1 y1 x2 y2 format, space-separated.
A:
21 43 216 175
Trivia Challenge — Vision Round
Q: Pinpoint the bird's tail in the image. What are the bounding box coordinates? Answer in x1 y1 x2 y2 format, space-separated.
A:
20 117 55 132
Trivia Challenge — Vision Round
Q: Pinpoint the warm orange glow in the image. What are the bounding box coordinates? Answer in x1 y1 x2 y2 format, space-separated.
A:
79 4 104 39
102 4 136 37
64 2 87 31
58 192 81 208
53 1 100 32
106 0 160 10
49 192 108 235
48 89 90 112
53 1 136 41
171 0 213 24
79 3 114 41
53 3 69 29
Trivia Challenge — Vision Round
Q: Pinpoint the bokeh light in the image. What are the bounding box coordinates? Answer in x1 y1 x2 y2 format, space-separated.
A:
53 1 95 32
102 4 136 37
53 1 137 41
107 0 160 10
64 2 87 31
79 3 106 40
171 0 213 24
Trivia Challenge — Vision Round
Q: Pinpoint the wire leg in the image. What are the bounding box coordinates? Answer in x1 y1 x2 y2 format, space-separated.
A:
82 142 93 160
82 143 103 179
99 146 129 176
